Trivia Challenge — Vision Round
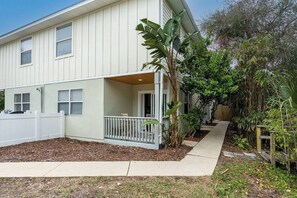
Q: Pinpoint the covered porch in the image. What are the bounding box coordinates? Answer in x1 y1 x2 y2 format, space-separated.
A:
103 72 169 149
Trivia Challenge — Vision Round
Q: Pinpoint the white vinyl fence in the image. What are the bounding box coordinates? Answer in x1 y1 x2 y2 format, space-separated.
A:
0 111 65 147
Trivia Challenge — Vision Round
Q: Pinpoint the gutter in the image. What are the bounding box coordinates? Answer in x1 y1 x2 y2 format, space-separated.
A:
181 0 199 33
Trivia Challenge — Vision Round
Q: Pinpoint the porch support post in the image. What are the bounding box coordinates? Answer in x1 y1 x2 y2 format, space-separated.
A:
159 71 164 145
154 71 163 149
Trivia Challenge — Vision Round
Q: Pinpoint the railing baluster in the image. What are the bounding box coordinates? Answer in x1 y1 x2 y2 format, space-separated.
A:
120 117 122 139
105 118 107 137
104 116 158 144
131 118 134 141
110 118 114 138
135 119 141 142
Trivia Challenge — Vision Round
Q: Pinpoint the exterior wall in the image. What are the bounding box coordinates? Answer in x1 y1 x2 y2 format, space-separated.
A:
104 79 133 116
191 93 212 122
163 0 173 26
163 0 186 38
132 83 155 116
5 85 42 112
0 0 160 89
43 78 104 141
132 83 168 117
5 78 105 141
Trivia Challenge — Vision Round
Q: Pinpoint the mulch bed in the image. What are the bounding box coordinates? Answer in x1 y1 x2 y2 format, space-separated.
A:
0 138 192 162
184 130 210 142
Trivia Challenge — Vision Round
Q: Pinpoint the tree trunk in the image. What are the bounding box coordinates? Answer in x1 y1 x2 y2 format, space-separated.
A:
170 73 179 147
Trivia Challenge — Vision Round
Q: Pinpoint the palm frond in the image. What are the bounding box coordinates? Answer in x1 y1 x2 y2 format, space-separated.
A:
281 71 297 109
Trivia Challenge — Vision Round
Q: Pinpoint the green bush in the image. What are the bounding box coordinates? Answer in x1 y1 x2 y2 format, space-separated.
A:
233 134 251 150
182 107 205 137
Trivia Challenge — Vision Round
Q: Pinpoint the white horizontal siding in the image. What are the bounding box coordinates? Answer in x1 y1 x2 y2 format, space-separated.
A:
0 0 159 89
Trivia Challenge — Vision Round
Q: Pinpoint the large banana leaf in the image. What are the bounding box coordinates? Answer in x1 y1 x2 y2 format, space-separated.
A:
280 71 297 109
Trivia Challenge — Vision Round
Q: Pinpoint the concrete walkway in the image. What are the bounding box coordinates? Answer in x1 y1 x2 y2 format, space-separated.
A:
0 121 229 177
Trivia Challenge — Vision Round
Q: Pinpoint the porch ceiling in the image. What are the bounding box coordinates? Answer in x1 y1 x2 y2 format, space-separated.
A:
107 73 168 85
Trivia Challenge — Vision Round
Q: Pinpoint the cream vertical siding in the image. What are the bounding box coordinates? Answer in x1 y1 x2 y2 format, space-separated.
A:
163 0 172 26
0 0 160 89
163 0 187 39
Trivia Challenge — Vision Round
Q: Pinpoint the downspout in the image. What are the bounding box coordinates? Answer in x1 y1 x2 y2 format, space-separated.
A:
159 0 163 27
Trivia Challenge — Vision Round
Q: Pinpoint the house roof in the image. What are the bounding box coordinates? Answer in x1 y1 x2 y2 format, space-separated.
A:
0 0 199 46
169 0 200 40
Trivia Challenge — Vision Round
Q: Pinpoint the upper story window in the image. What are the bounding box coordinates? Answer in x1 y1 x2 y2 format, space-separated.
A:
56 23 72 58
14 93 30 112
21 37 32 65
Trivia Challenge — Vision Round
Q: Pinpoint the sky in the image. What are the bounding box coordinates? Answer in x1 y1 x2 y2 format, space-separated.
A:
0 0 225 36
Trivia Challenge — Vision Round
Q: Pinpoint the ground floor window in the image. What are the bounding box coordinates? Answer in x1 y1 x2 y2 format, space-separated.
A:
14 93 30 111
58 89 83 115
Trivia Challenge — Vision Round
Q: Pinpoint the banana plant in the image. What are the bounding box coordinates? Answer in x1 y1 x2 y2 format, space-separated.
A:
136 10 197 147
280 71 297 110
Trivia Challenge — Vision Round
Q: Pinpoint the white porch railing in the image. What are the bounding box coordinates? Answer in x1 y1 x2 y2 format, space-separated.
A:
104 116 158 144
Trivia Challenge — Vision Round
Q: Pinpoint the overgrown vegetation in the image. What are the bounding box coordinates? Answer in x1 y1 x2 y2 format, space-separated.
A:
180 37 238 136
201 0 297 174
214 160 297 197
203 0 297 133
262 71 297 173
233 134 251 150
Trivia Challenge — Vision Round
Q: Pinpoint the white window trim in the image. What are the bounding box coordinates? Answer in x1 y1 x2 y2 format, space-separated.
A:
20 36 33 67
14 93 30 111
55 22 74 60
58 89 83 115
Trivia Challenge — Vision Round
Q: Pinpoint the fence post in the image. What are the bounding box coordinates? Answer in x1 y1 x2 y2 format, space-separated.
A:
256 126 262 154
60 111 65 137
270 132 276 166
35 111 40 141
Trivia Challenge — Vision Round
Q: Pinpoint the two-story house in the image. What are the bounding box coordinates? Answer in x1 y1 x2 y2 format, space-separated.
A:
0 0 198 149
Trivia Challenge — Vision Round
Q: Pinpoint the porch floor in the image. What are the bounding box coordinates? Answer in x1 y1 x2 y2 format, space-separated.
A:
0 121 229 177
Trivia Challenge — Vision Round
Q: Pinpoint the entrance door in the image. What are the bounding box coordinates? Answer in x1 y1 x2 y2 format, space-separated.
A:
139 91 167 118
140 92 155 117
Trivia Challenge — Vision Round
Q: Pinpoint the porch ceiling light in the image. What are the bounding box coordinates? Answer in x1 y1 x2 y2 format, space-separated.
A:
138 79 143 82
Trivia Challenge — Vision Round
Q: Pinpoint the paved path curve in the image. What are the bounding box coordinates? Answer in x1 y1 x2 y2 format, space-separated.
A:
0 121 229 177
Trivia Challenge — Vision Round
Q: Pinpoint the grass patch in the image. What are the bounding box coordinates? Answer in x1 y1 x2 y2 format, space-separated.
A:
0 159 296 197
213 159 297 197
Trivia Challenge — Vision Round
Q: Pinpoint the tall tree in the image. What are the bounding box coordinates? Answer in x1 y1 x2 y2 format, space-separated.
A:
136 11 196 147
180 38 238 134
202 0 297 116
